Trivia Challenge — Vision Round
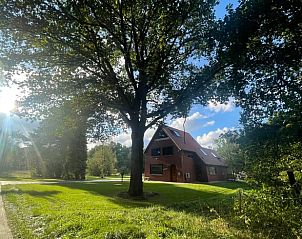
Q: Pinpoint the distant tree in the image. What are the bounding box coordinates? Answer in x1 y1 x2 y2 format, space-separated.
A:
87 145 117 177
0 0 220 196
110 142 131 174
0 113 28 174
215 132 245 175
31 101 88 180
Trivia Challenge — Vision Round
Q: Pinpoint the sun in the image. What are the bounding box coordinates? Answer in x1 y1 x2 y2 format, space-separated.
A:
0 87 18 114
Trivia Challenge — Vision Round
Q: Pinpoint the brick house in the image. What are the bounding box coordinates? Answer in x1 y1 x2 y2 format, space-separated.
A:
144 125 228 182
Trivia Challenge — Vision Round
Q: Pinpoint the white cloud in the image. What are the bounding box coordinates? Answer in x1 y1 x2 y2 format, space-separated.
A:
207 98 235 112
111 130 132 147
144 127 156 144
196 127 230 149
86 125 157 149
170 112 208 132
94 126 157 148
201 120 215 128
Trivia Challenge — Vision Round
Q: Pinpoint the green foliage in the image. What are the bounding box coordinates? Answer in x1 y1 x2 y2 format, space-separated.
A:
238 114 302 192
215 0 302 124
29 102 88 180
216 131 245 175
0 0 221 196
235 190 302 239
110 142 131 174
87 145 117 177
3 182 260 239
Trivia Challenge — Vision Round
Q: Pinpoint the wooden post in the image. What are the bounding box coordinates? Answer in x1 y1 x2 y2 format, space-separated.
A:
287 170 301 197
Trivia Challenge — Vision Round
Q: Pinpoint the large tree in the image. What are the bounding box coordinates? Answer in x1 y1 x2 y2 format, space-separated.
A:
215 0 302 125
0 0 221 196
214 0 302 195
31 101 89 179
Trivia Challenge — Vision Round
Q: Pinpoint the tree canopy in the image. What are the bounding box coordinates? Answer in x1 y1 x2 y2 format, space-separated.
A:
87 144 117 177
215 0 302 125
0 0 220 196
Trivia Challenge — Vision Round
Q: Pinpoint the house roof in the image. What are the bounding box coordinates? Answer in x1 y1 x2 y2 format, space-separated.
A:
148 125 227 167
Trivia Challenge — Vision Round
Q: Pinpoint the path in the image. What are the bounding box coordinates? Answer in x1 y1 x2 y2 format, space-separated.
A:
0 182 13 239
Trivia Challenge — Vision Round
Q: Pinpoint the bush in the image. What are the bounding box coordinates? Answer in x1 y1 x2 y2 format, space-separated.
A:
235 190 302 239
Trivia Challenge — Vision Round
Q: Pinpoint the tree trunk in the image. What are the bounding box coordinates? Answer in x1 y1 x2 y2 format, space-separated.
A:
128 124 145 197
287 170 301 197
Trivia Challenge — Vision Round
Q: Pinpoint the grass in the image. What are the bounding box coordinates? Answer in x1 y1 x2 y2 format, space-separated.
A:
85 174 130 181
1 181 266 239
0 170 62 182
0 170 129 182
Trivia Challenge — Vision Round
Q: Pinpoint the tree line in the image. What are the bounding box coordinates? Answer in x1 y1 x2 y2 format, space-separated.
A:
0 111 131 179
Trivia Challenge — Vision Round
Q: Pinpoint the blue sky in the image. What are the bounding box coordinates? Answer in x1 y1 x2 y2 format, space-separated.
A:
215 0 239 19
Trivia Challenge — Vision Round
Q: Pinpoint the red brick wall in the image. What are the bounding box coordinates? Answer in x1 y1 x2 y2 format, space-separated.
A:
181 152 197 183
144 138 228 183
195 159 209 182
206 165 228 181
144 139 183 182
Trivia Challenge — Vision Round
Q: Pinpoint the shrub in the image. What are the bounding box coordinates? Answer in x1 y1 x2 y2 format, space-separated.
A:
235 190 302 239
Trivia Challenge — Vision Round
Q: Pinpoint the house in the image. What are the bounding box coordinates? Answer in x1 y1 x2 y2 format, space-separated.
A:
144 125 228 182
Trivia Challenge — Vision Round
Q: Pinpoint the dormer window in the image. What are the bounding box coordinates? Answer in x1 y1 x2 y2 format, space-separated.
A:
151 148 161 156
200 148 207 155
158 130 168 139
170 129 181 137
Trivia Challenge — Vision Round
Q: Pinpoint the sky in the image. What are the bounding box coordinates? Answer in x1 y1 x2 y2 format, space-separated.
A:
0 0 240 149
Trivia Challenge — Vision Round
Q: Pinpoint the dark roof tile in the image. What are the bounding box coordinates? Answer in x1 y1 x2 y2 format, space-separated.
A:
162 126 227 166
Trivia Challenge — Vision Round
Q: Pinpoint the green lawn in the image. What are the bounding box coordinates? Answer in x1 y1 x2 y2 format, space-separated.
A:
0 170 62 182
85 174 130 181
2 181 264 239
0 170 128 182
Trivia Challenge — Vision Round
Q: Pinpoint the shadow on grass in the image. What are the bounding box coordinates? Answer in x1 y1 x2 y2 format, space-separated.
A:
55 181 241 213
3 181 248 234
2 181 244 212
206 181 251 190
54 181 247 233
1 188 61 199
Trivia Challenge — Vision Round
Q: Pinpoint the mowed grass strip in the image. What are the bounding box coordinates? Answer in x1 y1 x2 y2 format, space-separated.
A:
2 181 262 239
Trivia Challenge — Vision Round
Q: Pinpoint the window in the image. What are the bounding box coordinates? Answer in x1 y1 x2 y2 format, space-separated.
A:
170 129 181 137
158 130 168 139
211 152 217 157
208 166 217 176
150 164 163 174
163 146 173 155
200 148 207 155
151 148 161 156
185 173 191 179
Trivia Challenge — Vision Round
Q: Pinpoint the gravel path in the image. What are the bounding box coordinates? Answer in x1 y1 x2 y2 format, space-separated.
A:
0 182 13 239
